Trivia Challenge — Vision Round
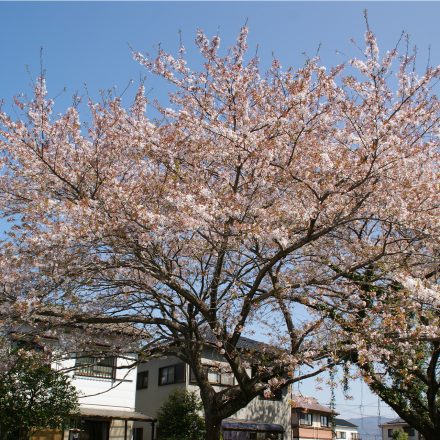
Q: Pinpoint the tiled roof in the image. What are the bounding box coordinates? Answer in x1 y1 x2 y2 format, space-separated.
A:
290 395 337 414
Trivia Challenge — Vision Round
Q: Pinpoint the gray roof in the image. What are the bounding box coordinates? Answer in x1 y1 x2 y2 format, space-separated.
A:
335 418 358 428
381 417 408 426
80 407 155 422
204 329 265 351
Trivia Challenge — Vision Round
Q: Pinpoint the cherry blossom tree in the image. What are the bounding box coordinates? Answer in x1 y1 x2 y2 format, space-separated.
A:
0 25 438 440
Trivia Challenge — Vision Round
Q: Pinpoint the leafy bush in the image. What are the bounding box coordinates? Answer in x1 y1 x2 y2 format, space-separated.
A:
157 389 205 440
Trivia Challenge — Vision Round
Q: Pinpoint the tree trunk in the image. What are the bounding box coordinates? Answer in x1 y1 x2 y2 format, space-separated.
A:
18 427 31 440
205 418 222 440
419 428 439 440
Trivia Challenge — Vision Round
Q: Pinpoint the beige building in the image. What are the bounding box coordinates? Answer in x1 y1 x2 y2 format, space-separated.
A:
290 396 334 440
380 418 423 440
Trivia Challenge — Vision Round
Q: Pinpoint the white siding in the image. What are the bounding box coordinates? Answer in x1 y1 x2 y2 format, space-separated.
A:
56 355 137 411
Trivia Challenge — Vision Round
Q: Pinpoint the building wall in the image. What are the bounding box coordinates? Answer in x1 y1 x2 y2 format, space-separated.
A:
56 355 137 412
291 410 333 440
135 356 187 439
381 425 422 440
52 354 138 440
135 352 292 440
335 426 359 440
291 426 333 440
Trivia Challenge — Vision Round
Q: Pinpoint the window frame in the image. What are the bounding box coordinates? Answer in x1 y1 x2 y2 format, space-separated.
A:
158 363 186 386
299 412 313 426
75 355 116 379
320 415 330 427
136 371 149 389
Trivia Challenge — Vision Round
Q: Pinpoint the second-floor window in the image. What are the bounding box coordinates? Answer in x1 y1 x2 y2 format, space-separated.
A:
336 432 347 439
159 363 186 385
320 415 330 427
299 412 313 426
136 371 149 389
75 356 116 379
190 366 235 386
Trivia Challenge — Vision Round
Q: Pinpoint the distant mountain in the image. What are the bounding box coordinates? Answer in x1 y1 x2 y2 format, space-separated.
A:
346 416 393 440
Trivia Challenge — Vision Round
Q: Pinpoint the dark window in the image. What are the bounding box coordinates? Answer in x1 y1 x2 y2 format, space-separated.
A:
336 432 347 439
299 412 312 426
81 420 110 440
136 371 149 389
133 427 143 440
388 429 393 438
158 363 185 385
75 356 116 379
320 415 329 427
404 428 415 436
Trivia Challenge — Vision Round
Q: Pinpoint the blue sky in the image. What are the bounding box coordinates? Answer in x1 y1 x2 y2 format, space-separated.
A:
1 0 439 422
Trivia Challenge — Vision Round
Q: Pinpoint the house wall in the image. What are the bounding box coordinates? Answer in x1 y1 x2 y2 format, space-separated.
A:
55 355 137 412
135 356 187 439
291 410 333 440
335 426 359 440
52 354 138 440
291 426 333 440
381 425 422 440
135 352 292 440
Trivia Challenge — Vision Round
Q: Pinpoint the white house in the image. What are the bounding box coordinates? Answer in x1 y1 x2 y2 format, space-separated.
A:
380 418 423 440
9 325 155 440
334 418 360 440
54 353 156 440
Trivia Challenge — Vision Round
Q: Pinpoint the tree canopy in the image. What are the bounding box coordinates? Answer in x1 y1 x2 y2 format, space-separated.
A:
0 24 438 440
